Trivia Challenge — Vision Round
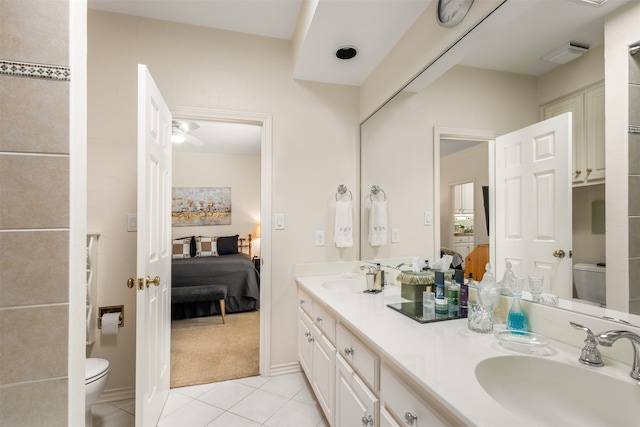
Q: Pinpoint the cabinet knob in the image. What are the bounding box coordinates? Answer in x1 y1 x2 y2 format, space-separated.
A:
307 336 314 343
574 170 582 178
361 415 373 426
404 412 418 425
316 316 322 322
344 347 354 356
299 299 305 305
586 168 592 177
304 331 311 337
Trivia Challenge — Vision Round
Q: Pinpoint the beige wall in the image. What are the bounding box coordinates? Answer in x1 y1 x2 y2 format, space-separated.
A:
171 152 261 251
87 10 360 393
0 1 81 425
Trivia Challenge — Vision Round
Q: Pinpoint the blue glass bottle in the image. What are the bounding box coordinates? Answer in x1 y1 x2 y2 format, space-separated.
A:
507 277 528 332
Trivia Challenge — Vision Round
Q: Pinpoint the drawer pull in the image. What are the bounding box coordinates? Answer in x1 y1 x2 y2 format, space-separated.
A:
307 336 314 343
304 331 311 337
404 412 418 425
299 299 305 305
344 347 354 356
361 415 373 426
316 316 322 322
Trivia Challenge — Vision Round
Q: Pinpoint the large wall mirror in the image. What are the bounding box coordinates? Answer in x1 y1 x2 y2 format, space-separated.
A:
360 0 639 323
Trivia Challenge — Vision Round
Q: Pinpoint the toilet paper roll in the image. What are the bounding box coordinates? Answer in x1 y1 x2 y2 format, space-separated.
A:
101 312 120 335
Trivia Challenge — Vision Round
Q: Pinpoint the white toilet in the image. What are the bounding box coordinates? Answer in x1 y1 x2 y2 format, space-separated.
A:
573 263 606 306
85 358 110 427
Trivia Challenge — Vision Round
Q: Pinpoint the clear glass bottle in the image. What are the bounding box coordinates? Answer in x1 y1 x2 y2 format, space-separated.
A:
507 277 528 332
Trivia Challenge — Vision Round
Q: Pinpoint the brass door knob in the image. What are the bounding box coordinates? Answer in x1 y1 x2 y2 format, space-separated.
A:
146 276 161 287
553 249 566 258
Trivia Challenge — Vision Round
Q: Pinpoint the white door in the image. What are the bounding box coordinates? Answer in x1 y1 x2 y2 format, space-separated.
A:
493 113 572 298
135 64 172 427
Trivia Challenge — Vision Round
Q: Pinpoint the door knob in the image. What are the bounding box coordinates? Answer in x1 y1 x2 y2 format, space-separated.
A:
146 276 161 287
553 250 566 258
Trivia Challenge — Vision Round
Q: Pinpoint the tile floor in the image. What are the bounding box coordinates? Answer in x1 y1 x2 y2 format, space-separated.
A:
91 371 329 427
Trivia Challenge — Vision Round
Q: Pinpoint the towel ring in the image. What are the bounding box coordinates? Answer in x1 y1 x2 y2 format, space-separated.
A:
370 185 386 201
336 184 353 201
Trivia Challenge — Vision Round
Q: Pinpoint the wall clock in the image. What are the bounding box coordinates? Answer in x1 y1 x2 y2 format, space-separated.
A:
437 0 474 28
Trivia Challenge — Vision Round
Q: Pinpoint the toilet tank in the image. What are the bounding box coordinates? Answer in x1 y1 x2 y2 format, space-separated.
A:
573 263 606 306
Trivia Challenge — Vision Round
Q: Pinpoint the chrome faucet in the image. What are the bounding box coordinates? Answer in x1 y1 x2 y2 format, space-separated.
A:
596 330 640 381
570 322 604 367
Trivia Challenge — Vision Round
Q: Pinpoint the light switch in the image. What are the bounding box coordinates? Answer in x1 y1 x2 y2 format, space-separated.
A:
391 228 400 243
274 213 285 230
315 230 325 246
127 213 137 232
424 211 433 226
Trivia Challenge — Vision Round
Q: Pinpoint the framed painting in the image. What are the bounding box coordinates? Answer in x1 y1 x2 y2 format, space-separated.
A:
172 187 232 226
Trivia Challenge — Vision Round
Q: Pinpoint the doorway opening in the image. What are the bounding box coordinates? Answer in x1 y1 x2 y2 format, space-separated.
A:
169 106 272 388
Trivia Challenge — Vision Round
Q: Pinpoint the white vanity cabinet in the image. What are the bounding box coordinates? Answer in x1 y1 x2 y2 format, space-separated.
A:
380 364 460 427
453 182 474 214
298 288 337 425
452 235 473 259
335 354 379 427
543 83 604 186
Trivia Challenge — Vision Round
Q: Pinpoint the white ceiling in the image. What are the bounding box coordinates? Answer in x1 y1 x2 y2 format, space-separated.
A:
88 0 635 154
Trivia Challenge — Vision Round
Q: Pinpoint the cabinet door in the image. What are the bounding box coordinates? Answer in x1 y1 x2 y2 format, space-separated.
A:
335 355 378 427
544 93 584 184
313 326 335 425
462 182 474 213
380 407 401 427
584 85 605 183
298 309 313 378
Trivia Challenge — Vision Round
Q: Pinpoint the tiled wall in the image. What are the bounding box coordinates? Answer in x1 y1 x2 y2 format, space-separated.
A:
0 1 71 425
629 47 640 315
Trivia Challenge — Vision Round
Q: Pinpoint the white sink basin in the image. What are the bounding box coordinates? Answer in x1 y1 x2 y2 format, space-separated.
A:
321 279 365 292
476 356 640 426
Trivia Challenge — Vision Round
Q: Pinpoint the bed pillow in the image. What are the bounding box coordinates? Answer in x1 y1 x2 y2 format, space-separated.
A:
195 236 218 257
172 237 192 259
217 235 239 255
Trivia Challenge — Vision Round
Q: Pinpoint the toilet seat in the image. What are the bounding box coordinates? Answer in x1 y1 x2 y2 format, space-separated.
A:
86 358 109 385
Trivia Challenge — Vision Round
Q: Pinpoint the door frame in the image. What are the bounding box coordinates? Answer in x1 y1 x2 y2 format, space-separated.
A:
170 106 272 376
433 127 500 259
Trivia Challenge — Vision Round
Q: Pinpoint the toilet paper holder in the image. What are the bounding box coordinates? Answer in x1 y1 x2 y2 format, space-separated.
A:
98 305 124 329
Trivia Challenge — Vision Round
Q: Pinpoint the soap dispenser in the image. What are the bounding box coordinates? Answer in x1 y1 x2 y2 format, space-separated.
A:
375 263 382 291
506 277 528 331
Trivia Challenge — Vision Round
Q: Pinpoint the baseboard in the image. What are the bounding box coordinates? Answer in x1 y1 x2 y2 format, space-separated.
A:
97 386 135 404
269 362 302 376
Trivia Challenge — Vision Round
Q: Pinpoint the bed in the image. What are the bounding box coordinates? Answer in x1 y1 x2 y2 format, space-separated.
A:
171 234 260 320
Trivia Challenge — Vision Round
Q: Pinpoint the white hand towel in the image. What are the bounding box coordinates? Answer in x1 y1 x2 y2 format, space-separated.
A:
369 200 388 246
334 200 353 248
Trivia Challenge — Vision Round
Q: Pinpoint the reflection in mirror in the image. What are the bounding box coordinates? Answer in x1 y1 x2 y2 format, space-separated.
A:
360 0 639 324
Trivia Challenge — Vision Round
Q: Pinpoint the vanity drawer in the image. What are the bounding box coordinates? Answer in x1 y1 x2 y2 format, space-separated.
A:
298 288 314 316
381 364 458 427
452 235 471 245
313 302 336 343
336 323 379 391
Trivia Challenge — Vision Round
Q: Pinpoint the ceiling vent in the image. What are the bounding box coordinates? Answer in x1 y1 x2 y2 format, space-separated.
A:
542 42 590 65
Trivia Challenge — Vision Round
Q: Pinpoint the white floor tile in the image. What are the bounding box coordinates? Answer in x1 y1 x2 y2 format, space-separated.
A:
259 372 308 399
172 381 218 399
292 381 318 405
204 411 262 427
109 398 136 415
236 375 271 389
197 380 256 410
157 400 224 427
228 389 289 424
263 399 325 427
91 403 135 427
160 391 194 418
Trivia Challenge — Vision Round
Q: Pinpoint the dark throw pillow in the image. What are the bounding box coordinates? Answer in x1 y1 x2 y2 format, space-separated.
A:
217 234 239 255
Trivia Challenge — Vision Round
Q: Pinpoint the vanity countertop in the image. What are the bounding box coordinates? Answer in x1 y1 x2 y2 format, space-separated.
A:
296 273 635 427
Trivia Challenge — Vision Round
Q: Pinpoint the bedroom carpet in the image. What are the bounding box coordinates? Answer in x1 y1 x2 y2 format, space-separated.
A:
170 310 259 388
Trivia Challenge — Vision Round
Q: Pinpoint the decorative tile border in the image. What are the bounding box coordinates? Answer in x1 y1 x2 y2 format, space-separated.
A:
630 125 640 134
0 60 70 81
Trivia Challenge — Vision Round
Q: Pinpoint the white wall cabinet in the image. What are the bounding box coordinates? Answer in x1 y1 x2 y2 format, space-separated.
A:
543 84 604 186
453 182 474 214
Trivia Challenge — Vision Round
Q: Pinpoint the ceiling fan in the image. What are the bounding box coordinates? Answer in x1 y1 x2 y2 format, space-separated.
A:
171 120 204 146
